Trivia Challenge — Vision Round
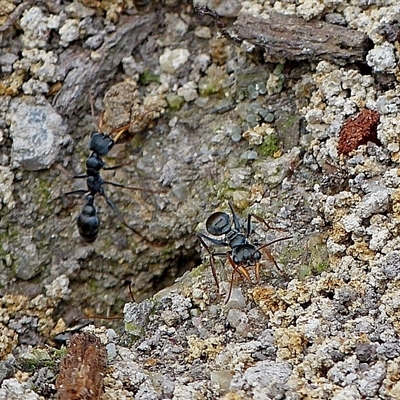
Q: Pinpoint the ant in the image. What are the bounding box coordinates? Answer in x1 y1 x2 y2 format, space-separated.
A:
65 98 159 243
197 202 292 302
52 281 136 347
52 320 93 348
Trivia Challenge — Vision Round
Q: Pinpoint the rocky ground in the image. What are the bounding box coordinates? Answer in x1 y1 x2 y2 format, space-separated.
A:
1 0 400 399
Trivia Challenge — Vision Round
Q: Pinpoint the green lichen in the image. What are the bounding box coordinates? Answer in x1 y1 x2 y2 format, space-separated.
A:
124 321 145 337
274 245 303 271
87 279 100 294
280 114 299 131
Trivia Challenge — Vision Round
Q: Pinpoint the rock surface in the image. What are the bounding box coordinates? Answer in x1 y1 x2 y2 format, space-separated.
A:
1 0 400 399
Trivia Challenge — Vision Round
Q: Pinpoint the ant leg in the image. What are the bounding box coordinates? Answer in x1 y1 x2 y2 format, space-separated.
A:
197 234 220 293
101 193 154 245
249 214 274 231
64 189 88 196
52 164 88 182
52 163 75 179
72 174 88 179
102 165 125 171
257 236 292 277
225 260 237 304
225 256 253 303
228 201 241 231
246 214 253 237
103 180 165 194
197 232 228 247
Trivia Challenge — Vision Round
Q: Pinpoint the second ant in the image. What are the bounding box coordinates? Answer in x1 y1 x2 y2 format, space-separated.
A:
198 202 292 302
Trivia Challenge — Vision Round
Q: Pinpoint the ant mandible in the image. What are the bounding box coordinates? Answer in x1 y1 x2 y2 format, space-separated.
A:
65 97 158 243
197 201 292 302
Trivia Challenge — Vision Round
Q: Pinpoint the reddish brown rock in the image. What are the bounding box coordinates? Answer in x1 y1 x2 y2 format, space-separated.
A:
337 109 381 155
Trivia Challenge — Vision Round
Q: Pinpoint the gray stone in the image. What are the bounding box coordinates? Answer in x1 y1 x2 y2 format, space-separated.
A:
230 360 292 397
9 100 66 170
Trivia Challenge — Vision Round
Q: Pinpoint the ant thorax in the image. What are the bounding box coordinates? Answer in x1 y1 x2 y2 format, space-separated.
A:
86 152 105 172
226 230 247 248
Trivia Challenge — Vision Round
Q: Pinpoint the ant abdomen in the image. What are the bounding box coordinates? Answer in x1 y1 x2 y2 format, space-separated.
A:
206 212 231 236
77 196 100 242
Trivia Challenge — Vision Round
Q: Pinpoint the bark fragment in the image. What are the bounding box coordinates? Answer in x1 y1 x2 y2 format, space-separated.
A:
225 12 372 65
56 332 107 400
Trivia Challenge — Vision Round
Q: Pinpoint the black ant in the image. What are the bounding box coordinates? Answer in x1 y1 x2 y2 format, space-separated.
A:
51 281 136 347
197 202 292 302
65 101 159 243
52 320 93 348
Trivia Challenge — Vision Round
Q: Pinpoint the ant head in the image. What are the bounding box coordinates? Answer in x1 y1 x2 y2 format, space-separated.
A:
232 243 261 265
206 212 231 236
89 132 114 156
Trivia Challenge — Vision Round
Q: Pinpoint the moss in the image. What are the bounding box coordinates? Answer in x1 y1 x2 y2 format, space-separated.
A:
34 175 51 203
52 347 67 358
281 114 299 132
139 70 160 85
198 78 222 96
299 234 330 279
298 264 312 281
87 279 99 294
190 263 207 278
16 348 57 372
214 181 235 202
258 135 280 158
198 65 227 97
275 245 303 271
166 93 185 111
0 226 18 278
